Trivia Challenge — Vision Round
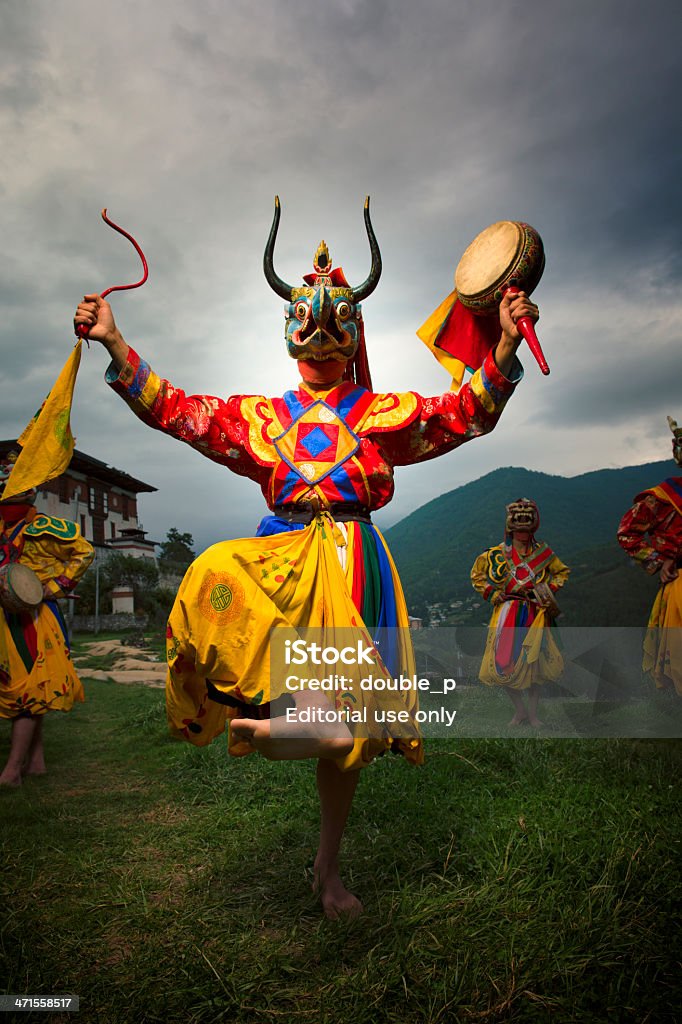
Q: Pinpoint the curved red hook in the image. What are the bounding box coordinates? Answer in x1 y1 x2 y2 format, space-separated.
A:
76 209 149 340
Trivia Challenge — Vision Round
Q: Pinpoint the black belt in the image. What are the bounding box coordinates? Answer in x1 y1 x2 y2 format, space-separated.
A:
205 679 294 717
271 502 373 525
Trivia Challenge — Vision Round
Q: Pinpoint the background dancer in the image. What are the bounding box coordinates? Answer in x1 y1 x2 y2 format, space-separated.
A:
471 498 569 726
617 417 682 695
0 454 94 787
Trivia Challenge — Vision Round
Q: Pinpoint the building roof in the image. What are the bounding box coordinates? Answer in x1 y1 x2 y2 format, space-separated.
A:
0 441 157 494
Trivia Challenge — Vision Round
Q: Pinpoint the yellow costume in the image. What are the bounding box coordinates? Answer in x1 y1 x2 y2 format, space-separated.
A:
471 539 570 691
167 515 421 772
642 577 682 695
0 510 93 719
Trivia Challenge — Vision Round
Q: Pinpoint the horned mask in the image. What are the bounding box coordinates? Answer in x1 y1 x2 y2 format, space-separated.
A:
263 197 381 389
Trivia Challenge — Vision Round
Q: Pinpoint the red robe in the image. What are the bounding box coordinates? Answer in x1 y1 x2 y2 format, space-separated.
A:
107 346 522 512
617 477 682 694
617 478 682 574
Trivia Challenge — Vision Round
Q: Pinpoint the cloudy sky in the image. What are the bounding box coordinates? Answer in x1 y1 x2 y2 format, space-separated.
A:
1 0 680 552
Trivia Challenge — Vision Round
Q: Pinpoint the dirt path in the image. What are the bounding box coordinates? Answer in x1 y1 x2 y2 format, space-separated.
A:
74 639 166 688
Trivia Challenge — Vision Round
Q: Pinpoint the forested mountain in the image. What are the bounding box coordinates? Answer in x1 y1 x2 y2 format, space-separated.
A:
385 462 673 626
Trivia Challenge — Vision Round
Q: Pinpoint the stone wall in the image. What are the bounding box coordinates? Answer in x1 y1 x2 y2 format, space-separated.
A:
69 612 148 633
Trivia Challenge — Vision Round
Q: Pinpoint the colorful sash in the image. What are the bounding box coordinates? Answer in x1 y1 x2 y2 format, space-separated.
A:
500 541 555 598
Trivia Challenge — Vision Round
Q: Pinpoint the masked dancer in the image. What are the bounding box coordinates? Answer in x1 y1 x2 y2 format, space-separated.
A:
617 417 682 695
471 498 569 726
0 454 94 787
74 199 539 918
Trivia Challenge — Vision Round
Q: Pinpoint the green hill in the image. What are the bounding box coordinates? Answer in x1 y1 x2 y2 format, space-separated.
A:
385 462 672 626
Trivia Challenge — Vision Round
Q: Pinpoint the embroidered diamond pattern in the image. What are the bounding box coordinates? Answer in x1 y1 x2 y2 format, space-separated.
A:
274 399 360 486
299 425 336 459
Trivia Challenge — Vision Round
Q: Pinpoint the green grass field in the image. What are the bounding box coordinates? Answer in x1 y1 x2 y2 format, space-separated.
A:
1 669 680 1023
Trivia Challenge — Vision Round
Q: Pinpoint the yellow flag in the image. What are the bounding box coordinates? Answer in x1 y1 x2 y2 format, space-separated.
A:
3 340 82 500
416 289 466 392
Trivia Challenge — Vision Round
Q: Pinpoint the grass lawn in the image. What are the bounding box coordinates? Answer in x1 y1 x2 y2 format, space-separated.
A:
1 676 680 1023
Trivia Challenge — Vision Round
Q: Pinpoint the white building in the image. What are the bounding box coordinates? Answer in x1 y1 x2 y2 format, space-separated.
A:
1 442 158 614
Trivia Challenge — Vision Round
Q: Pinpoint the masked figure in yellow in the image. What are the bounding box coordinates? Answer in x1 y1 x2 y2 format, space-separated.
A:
0 456 94 786
471 498 570 726
75 199 539 918
617 417 682 695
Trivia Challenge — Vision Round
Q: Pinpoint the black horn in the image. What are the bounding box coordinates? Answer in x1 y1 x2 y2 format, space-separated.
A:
263 196 294 300
352 196 382 302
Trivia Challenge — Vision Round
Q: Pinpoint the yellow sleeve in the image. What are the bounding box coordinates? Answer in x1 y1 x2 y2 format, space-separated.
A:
546 555 570 591
21 532 95 598
471 551 492 598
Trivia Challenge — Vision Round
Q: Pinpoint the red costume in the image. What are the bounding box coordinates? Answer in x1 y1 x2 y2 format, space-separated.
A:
107 346 521 513
616 479 682 574
617 476 682 695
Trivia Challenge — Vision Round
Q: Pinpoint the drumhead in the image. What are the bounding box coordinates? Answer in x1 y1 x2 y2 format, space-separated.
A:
5 564 43 606
455 221 523 298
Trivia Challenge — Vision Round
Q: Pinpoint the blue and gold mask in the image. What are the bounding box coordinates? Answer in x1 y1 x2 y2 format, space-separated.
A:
263 197 381 388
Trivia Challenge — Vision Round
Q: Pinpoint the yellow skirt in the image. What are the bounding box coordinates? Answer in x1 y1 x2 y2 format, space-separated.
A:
643 575 682 695
0 601 84 718
479 602 564 691
165 516 423 771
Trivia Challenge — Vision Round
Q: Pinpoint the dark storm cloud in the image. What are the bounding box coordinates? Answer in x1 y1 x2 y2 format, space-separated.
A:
381 0 682 287
530 337 682 429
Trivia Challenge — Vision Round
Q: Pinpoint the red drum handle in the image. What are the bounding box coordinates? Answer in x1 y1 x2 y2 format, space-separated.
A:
505 286 550 376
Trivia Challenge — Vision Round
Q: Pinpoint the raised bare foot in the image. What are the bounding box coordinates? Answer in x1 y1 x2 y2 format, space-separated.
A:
231 715 353 761
231 717 306 759
313 864 363 921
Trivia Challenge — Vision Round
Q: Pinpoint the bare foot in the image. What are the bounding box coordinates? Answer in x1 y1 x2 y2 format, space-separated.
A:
231 717 312 759
0 769 23 788
231 720 352 761
23 753 47 776
528 717 544 728
231 714 353 761
313 862 363 921
509 713 528 726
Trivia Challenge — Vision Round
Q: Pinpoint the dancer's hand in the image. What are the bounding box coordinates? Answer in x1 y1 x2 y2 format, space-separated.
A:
660 558 678 584
500 290 539 343
494 290 539 377
74 294 129 369
74 294 116 346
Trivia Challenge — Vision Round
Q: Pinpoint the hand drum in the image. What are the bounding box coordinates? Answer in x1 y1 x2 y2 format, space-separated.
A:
0 563 44 613
455 221 549 374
